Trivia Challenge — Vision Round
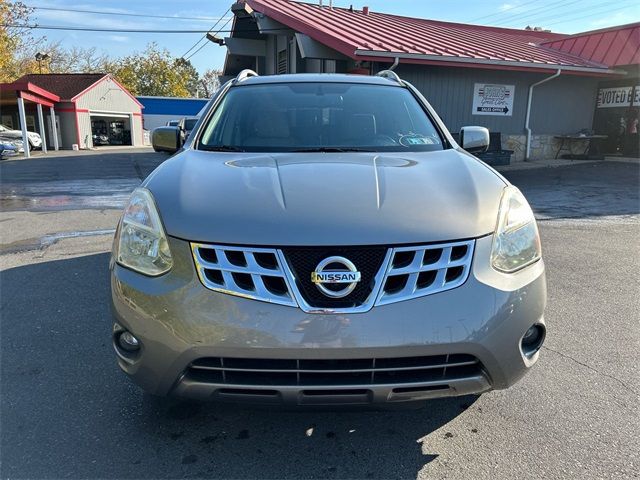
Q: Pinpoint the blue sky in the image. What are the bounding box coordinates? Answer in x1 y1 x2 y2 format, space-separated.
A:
30 0 640 74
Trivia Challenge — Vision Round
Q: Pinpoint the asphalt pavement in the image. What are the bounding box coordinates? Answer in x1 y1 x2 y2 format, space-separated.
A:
0 149 638 479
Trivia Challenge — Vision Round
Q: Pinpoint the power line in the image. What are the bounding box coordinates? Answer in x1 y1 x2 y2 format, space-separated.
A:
466 0 547 23
540 2 638 28
184 17 232 61
0 23 260 33
490 0 583 26
25 5 230 22
495 0 636 28
180 7 231 58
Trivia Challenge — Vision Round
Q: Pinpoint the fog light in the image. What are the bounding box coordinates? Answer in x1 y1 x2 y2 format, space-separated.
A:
118 331 140 352
521 324 545 357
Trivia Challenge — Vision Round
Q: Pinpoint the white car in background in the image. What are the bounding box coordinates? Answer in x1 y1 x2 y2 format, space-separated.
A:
0 124 43 150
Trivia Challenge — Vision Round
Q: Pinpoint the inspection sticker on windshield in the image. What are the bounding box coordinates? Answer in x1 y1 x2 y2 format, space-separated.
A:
472 83 514 116
400 135 436 146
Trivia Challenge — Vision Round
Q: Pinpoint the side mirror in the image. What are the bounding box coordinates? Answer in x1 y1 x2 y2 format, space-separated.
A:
152 126 181 153
459 126 489 154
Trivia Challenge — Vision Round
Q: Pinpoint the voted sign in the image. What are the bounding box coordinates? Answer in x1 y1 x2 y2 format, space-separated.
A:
597 86 640 108
472 83 515 116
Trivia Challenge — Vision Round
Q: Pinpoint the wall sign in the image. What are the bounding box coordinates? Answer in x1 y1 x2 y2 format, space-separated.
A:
597 86 640 108
472 83 515 116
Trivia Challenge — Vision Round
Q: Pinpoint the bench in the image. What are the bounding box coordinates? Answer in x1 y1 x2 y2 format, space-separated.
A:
452 131 513 166
475 132 513 166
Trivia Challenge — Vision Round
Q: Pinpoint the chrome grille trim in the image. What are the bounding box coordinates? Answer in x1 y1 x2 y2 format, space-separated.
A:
375 240 475 306
191 239 475 311
191 243 297 307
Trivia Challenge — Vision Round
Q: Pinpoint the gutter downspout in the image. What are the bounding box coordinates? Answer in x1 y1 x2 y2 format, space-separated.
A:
525 68 561 161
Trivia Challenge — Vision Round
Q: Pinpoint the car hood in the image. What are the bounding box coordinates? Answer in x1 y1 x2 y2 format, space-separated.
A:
145 149 506 246
0 131 22 139
0 130 39 139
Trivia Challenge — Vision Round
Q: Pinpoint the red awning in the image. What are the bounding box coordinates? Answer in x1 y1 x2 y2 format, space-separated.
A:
0 81 61 108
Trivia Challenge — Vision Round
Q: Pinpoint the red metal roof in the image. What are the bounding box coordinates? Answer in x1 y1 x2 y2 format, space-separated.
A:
541 22 640 67
245 0 619 74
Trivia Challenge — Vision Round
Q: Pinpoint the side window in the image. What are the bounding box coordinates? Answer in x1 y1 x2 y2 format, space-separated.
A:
199 95 230 145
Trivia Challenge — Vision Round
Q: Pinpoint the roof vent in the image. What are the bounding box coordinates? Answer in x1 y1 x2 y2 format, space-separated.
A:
363 6 369 15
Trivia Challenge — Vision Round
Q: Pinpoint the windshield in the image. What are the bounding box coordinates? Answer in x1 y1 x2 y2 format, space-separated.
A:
198 82 445 152
184 119 198 130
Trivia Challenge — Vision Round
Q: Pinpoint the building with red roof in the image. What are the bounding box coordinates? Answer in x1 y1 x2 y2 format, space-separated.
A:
221 1 639 160
1 73 144 156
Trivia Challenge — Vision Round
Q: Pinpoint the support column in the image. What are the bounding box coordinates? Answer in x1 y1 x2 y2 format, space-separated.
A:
129 113 135 146
36 103 47 153
17 96 30 159
50 106 59 151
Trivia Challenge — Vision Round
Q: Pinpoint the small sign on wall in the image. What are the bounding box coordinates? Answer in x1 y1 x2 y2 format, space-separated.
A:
597 86 640 108
472 83 515 116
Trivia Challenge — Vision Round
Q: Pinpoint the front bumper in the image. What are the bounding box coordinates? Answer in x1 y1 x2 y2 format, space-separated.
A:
111 234 546 404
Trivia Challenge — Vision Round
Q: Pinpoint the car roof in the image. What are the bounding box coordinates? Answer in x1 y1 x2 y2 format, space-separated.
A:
234 73 402 87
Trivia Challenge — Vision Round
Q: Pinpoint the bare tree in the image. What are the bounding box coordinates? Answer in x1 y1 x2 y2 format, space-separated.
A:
199 69 222 98
47 43 110 73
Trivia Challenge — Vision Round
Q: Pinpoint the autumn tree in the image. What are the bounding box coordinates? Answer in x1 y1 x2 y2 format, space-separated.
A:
0 0 44 81
106 43 201 97
1 5 205 99
1 1 110 80
174 58 200 97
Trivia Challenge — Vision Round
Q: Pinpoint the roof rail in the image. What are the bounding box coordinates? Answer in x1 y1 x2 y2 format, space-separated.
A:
234 69 259 84
376 70 402 83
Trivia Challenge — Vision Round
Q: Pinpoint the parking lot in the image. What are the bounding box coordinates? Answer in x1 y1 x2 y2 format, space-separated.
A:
1 149 638 479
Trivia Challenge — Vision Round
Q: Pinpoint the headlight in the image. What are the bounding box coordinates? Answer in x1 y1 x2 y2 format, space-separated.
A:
491 186 541 273
115 188 173 276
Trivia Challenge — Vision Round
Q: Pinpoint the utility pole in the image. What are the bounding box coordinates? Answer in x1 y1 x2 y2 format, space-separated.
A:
35 52 50 74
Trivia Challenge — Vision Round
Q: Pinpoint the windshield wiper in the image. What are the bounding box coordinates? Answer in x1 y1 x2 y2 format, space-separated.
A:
200 145 246 152
292 147 374 153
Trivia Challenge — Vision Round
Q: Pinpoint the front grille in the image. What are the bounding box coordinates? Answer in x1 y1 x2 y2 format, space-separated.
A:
376 240 475 306
191 244 297 307
190 240 475 312
186 354 483 387
281 246 387 309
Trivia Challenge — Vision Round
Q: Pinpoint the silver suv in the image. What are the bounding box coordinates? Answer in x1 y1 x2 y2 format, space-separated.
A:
112 71 546 405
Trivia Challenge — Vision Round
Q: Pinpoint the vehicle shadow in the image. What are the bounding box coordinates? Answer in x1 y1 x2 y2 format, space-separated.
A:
0 253 479 479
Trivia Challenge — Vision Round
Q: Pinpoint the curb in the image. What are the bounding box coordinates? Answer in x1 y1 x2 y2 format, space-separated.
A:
493 159 601 172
